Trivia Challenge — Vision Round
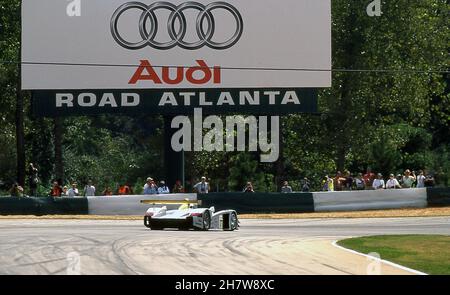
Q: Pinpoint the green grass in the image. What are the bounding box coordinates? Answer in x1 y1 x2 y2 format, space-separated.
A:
338 235 450 275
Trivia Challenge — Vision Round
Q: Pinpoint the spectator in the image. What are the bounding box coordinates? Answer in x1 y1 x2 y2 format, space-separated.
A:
172 180 185 193
127 183 134 195
157 181 170 194
67 182 79 197
322 175 334 191
363 168 376 189
355 173 365 190
386 174 401 189
372 173 385 190
334 171 346 191
193 177 209 194
84 180 96 196
301 177 310 192
402 169 416 188
396 174 403 187
49 181 63 197
102 186 113 196
243 182 255 193
143 177 158 195
281 181 293 193
424 173 435 187
9 182 24 197
343 170 353 191
62 186 68 196
118 183 132 195
416 170 426 188
28 163 39 197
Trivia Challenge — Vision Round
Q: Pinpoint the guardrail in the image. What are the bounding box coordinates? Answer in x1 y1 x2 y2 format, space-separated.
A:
0 196 88 215
0 188 448 216
198 192 315 213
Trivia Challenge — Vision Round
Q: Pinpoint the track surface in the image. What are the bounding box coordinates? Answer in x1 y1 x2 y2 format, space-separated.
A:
0 217 449 275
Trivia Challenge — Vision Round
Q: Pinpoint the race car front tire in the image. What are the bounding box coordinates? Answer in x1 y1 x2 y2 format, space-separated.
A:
202 210 211 231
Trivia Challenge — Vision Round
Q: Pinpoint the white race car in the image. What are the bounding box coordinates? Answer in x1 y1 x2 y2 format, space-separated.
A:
142 200 239 231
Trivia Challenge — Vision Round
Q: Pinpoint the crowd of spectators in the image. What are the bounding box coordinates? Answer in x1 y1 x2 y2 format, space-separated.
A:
5 165 438 197
317 168 435 192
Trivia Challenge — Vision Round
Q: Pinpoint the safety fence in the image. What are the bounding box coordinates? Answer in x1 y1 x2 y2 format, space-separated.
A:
0 188 449 216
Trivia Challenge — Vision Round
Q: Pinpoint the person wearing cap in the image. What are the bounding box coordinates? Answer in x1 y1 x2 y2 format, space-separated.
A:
402 169 416 188
386 174 401 189
372 173 385 190
143 177 158 195
281 181 293 193
193 176 209 194
67 182 79 197
157 181 170 194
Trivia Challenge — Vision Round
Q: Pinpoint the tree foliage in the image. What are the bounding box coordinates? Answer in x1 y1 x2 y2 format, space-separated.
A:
0 0 448 193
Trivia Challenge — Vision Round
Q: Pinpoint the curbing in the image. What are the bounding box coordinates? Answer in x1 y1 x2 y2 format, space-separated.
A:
331 240 428 275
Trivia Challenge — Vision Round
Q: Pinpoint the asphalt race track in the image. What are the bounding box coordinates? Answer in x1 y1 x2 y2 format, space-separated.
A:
0 217 449 275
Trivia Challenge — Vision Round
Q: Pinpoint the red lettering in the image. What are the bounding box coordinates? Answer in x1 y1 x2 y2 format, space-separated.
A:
129 60 162 84
161 66 184 85
128 60 222 85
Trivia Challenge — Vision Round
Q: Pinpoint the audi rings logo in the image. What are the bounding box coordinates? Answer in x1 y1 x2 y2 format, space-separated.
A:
110 1 244 50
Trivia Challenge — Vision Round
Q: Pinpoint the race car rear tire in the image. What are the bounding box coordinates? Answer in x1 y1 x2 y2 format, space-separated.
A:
150 226 164 231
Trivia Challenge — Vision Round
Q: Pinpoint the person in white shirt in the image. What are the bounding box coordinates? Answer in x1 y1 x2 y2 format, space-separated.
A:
84 180 96 196
193 177 209 194
157 181 170 194
67 183 79 197
416 170 426 188
386 174 401 189
402 169 416 188
372 173 385 190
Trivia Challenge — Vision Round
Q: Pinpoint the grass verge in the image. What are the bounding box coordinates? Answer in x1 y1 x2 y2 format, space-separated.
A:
337 235 450 275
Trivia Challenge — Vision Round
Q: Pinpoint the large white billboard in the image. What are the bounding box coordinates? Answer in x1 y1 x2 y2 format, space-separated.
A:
22 0 331 90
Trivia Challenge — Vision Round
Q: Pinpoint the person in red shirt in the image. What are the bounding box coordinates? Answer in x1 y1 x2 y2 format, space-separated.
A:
172 180 185 193
117 183 132 195
363 168 376 189
49 181 63 197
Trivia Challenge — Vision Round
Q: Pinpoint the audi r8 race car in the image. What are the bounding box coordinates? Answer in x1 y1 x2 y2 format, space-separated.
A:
141 200 239 231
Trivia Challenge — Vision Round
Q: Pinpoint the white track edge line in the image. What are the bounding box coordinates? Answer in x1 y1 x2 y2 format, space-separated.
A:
331 240 428 275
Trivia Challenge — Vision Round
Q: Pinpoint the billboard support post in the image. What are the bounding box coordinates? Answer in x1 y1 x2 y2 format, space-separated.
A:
164 116 185 191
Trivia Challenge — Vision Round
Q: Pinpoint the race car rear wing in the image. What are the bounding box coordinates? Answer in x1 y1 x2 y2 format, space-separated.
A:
140 199 202 206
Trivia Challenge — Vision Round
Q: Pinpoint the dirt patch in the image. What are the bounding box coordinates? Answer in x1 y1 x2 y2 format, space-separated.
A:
240 207 450 219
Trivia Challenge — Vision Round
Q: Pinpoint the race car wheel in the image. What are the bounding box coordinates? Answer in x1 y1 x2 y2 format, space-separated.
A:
150 226 163 231
202 210 211 231
229 212 238 231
